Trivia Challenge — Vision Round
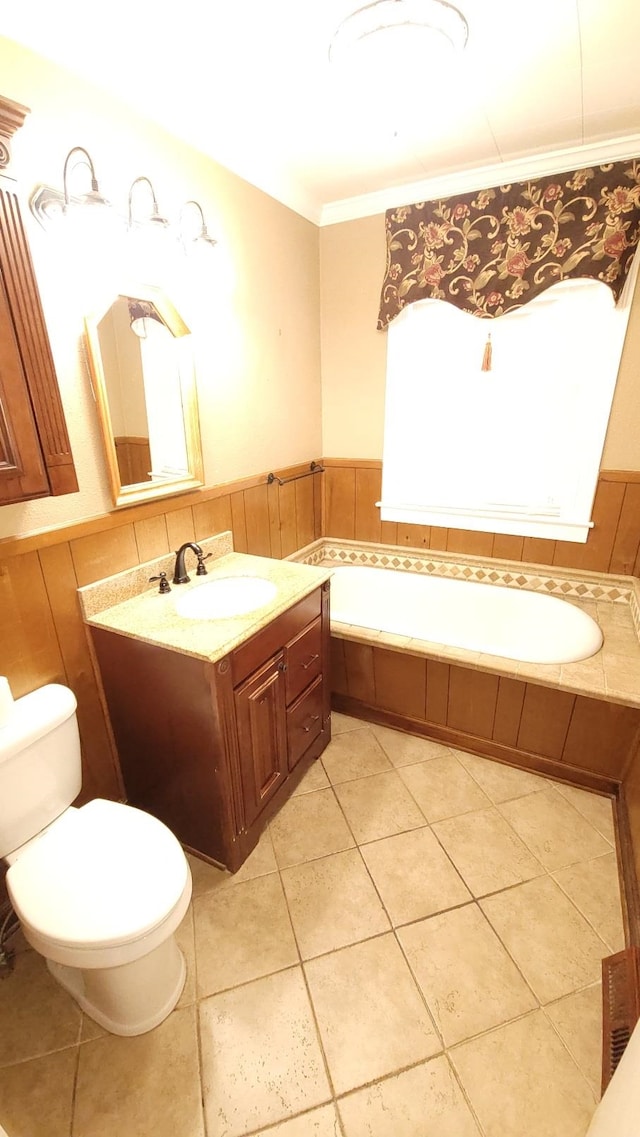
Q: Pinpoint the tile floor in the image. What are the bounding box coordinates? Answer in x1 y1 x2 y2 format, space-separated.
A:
0 713 625 1137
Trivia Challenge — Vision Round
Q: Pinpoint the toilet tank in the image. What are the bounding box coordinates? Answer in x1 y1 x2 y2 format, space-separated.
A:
0 683 82 859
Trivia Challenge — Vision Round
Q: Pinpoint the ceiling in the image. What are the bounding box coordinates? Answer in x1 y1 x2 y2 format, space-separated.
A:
2 0 640 224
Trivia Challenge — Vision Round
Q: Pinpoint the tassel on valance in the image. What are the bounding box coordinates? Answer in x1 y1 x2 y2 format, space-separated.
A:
481 333 492 372
378 158 640 330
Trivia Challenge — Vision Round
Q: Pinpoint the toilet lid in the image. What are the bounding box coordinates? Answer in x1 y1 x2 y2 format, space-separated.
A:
7 799 190 950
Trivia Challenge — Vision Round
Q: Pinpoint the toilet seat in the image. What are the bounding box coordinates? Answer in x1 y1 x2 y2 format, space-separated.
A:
7 798 189 952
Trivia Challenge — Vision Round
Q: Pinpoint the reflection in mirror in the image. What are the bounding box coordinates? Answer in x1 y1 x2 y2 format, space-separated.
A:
85 285 203 508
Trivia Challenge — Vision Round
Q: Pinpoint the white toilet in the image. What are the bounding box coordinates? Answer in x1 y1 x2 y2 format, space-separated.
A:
0 682 192 1036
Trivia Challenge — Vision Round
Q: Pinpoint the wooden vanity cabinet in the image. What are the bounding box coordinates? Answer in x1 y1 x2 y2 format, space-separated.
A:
90 581 331 872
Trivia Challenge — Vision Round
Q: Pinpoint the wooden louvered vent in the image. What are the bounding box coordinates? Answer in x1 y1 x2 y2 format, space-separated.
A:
601 947 640 1094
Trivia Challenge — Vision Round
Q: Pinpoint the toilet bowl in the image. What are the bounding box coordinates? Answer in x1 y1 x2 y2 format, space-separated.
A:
7 798 192 1036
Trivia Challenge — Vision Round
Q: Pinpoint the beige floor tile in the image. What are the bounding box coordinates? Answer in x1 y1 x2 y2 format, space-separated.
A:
187 829 278 896
398 904 537 1046
199 966 331 1137
331 712 364 735
74 1005 204 1137
281 848 390 959
305 933 441 1094
186 851 230 896
360 826 471 925
499 788 612 871
546 984 603 1097
451 1010 596 1137
176 905 196 1007
338 1055 482 1137
194 872 298 996
290 758 330 795
0 949 81 1066
432 807 544 896
455 750 548 802
334 770 426 842
398 755 491 822
251 1104 342 1135
480 876 608 1004
552 852 625 953
270 787 355 867
370 723 455 766
552 782 616 844
0 1047 77 1137
321 728 392 784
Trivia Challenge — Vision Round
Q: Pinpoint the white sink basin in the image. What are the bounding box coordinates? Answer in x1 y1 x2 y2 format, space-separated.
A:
174 576 278 620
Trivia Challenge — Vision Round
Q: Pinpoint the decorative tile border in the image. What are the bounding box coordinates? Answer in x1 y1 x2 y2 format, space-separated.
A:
292 538 636 606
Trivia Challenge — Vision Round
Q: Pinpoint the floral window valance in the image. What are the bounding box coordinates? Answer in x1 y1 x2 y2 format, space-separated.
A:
378 159 640 329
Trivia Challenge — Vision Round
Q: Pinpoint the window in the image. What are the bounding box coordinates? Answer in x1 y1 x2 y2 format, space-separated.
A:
379 260 639 543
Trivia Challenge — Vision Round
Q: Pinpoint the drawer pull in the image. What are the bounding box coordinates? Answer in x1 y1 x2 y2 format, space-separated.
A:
301 653 320 670
303 714 320 733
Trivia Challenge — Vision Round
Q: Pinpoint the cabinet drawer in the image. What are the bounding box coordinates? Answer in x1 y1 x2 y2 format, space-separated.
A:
287 675 323 770
285 616 322 705
231 588 321 688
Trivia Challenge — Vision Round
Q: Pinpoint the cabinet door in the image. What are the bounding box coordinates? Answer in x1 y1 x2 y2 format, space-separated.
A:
0 268 50 503
235 652 288 828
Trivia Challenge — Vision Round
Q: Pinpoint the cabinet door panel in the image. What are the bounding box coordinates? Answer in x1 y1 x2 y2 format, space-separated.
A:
235 653 288 828
0 269 49 503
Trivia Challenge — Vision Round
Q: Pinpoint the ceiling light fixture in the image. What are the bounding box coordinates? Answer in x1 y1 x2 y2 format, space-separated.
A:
329 0 469 65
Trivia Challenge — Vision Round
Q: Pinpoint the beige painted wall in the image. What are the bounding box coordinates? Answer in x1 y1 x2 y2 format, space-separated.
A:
0 37 322 540
320 213 640 467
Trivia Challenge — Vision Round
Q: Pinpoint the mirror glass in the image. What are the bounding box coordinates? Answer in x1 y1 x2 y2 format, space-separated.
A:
85 284 203 508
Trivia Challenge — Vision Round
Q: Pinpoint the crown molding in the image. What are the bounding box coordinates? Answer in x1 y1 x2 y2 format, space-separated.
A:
318 133 640 226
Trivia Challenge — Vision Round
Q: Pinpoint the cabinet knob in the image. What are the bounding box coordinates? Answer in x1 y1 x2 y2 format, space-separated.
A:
277 661 288 672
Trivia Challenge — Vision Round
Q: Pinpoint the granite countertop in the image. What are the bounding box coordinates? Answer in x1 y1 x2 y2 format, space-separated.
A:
79 542 331 665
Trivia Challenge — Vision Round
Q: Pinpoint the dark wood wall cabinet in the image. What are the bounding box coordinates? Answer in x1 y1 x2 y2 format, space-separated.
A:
0 94 78 505
90 583 331 872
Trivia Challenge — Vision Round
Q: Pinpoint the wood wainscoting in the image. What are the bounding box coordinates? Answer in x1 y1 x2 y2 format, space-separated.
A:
322 460 640 576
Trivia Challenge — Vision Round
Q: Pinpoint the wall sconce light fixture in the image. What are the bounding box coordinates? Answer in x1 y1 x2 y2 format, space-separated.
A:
127 175 170 229
62 146 111 211
30 144 112 225
179 200 218 252
30 148 217 255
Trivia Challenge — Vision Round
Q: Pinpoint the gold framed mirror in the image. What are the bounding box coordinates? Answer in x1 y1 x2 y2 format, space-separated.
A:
84 283 204 508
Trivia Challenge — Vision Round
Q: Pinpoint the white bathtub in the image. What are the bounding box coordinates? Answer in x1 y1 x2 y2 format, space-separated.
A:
329 565 604 665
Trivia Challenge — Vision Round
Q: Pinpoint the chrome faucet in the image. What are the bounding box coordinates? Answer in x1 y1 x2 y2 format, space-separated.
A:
173 542 211 584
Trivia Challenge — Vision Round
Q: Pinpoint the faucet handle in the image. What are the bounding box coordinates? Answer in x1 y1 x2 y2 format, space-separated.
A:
149 571 171 594
196 552 212 576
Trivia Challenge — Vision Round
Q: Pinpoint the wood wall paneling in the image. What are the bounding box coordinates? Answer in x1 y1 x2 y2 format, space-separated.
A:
517 684 575 759
70 525 139 588
330 637 348 696
0 550 65 695
562 696 640 778
373 647 427 719
447 667 500 737
425 659 449 724
493 676 526 748
322 461 640 577
38 542 123 802
243 483 272 557
343 640 375 703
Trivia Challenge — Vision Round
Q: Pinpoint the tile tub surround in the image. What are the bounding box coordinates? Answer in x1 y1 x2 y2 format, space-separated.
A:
79 534 331 664
292 538 640 707
0 716 618 1137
